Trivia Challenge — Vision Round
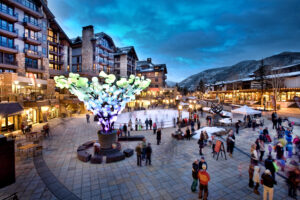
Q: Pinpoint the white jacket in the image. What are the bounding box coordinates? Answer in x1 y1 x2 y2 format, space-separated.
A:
253 166 260 183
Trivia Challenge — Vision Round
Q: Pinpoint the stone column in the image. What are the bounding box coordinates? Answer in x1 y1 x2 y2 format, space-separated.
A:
16 53 25 76
82 25 94 73
42 57 49 79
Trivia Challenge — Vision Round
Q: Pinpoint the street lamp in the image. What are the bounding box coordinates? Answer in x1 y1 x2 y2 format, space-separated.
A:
178 105 182 121
189 104 193 119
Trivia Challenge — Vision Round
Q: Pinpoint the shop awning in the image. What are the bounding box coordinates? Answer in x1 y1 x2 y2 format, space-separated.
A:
0 103 24 116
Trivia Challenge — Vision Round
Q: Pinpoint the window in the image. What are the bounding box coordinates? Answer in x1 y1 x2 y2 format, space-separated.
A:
155 77 158 82
0 19 14 32
0 36 14 48
155 72 159 77
24 43 38 53
42 21 47 30
0 2 14 16
42 34 46 42
24 14 38 26
42 47 46 55
0 52 15 65
25 57 38 68
24 29 38 40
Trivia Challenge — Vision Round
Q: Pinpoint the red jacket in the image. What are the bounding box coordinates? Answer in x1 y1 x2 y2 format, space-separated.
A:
198 170 210 185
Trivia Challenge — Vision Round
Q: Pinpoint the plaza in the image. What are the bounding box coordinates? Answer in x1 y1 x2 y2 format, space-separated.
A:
0 109 298 200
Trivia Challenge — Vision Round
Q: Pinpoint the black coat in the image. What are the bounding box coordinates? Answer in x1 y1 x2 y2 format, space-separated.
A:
261 173 277 188
198 161 207 170
149 120 153 126
145 146 152 156
156 130 161 140
264 159 275 173
192 163 199 179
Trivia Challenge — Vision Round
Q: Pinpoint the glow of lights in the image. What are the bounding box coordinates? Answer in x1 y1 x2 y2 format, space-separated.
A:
54 71 151 134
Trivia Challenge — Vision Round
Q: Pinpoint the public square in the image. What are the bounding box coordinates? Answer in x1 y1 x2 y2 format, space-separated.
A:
0 109 298 200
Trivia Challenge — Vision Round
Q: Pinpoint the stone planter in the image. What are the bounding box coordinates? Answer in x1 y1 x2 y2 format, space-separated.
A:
97 131 117 149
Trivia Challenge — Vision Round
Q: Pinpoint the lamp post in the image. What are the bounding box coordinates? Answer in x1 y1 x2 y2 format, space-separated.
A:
178 105 182 121
189 104 193 120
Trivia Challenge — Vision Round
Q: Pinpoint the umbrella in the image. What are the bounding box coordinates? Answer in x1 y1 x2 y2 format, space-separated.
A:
231 105 261 115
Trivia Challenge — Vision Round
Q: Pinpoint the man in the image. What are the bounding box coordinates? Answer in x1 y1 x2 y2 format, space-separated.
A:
198 157 208 170
135 143 142 166
145 118 149 130
235 121 240 135
145 143 152 165
198 164 210 200
156 128 162 145
135 118 138 131
186 127 191 140
86 113 90 123
271 112 277 130
191 160 199 192
149 118 153 130
261 169 276 200
197 120 201 130
123 123 127 137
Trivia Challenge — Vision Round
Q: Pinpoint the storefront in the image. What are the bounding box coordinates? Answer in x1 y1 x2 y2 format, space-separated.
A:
0 103 23 133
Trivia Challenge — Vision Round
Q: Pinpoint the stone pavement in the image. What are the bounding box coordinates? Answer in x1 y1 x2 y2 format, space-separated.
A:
0 114 297 200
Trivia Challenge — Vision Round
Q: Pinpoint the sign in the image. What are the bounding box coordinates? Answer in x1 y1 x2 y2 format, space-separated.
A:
213 140 227 160
28 73 36 85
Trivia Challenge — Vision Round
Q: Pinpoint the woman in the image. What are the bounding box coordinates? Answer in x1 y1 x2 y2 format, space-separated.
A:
227 132 235 157
251 143 259 165
128 119 132 131
186 127 191 140
138 119 142 131
191 160 199 192
259 139 265 161
153 122 157 134
198 132 205 155
156 128 162 145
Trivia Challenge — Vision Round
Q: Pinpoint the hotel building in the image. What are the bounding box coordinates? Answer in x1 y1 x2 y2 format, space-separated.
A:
0 0 71 132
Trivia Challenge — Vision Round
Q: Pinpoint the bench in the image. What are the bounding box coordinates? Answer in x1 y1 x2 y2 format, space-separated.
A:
91 154 103 164
123 149 134 157
118 135 145 141
77 151 91 162
106 152 125 163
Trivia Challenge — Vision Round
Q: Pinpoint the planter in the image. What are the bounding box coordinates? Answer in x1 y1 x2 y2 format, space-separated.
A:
97 130 117 149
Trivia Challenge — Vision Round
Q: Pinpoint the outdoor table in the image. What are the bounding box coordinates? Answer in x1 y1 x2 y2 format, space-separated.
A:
18 143 39 157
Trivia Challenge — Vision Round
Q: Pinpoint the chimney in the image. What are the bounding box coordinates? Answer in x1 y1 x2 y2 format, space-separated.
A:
147 58 152 63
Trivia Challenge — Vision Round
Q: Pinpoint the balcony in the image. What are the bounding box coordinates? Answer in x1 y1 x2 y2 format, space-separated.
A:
99 51 108 58
23 18 41 31
25 64 44 73
49 50 58 55
24 49 41 59
0 27 18 38
96 42 114 52
0 60 18 70
8 0 43 18
49 59 57 64
0 8 18 22
48 36 58 45
49 69 67 76
0 43 18 54
23 34 41 45
108 54 114 60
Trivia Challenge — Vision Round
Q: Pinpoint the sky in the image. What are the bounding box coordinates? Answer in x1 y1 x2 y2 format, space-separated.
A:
48 0 300 82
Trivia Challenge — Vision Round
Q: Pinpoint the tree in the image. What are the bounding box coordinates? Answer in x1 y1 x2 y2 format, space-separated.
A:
255 59 267 108
197 79 205 93
54 71 151 133
268 68 284 111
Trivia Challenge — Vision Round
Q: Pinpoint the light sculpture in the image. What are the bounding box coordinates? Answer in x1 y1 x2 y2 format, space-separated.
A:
54 71 151 133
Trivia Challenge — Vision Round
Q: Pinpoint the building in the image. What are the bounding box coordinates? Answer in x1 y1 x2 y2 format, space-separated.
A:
71 25 138 78
0 0 71 132
114 46 138 78
136 58 167 88
204 63 300 109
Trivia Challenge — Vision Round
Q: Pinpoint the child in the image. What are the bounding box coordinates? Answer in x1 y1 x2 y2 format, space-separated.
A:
253 166 260 195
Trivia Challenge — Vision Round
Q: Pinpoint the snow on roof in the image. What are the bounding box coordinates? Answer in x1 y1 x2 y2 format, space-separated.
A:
272 63 300 71
265 71 300 78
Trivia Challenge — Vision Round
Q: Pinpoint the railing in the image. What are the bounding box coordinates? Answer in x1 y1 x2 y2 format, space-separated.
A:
0 60 17 65
13 0 41 13
23 17 40 27
0 8 18 18
23 33 41 41
24 49 41 56
48 36 58 43
0 42 18 50
0 26 18 34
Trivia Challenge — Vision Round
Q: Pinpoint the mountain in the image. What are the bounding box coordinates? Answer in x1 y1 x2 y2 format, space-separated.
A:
179 52 300 90
166 80 177 87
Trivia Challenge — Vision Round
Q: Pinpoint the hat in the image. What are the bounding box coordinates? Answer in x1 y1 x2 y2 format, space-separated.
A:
202 164 207 170
201 157 205 160
265 169 271 175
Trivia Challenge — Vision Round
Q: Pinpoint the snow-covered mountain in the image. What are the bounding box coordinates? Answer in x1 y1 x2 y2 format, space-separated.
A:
179 52 300 90
166 80 177 87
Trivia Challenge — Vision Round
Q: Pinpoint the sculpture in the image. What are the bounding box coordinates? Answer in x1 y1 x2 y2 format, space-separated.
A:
54 71 151 135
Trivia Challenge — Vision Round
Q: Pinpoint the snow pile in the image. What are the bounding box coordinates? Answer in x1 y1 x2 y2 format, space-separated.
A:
192 127 226 140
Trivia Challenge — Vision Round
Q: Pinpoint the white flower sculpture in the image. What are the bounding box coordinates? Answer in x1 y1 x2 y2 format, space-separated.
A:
54 71 151 133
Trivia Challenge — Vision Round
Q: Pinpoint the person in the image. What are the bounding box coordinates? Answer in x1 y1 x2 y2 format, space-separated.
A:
198 164 210 200
149 118 153 130
263 127 269 136
211 135 216 154
197 120 201 130
286 132 293 158
141 138 147 160
128 119 132 131
277 126 285 139
145 143 152 165
277 117 282 128
252 119 256 131
227 132 235 157
235 121 240 135
173 117 176 128
264 155 276 180
86 113 90 123
203 130 208 145
271 112 277 130
191 160 199 192
135 143 142 166
198 157 207 170
253 166 261 195
261 169 276 200
123 123 127 137
186 127 191 140
190 120 195 132
275 143 284 160
156 128 161 145
153 122 157 134
198 132 205 155
200 107 203 117
21 122 25 134
160 120 164 129
135 118 138 131
138 119 142 130
145 118 149 130
248 164 254 188
250 143 259 165
287 167 299 199
259 139 265 161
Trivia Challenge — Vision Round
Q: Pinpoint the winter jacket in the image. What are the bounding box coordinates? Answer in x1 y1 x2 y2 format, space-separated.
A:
198 170 210 185
198 161 208 170
261 173 276 188
135 146 142 155
145 146 152 156
264 158 275 173
253 166 260 183
259 141 265 151
156 130 161 140
192 163 199 179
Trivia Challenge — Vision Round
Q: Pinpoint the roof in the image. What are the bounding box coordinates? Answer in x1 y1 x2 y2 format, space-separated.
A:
114 46 138 60
93 32 116 49
272 62 300 71
136 59 167 73
0 103 23 116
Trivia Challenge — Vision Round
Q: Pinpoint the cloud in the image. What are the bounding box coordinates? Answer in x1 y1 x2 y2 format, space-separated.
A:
48 0 300 82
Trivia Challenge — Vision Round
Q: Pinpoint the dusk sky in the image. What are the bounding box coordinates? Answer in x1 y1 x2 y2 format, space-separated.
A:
48 0 300 82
